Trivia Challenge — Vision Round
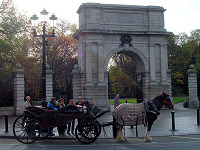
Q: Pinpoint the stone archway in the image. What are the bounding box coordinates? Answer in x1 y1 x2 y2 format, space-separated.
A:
72 3 171 108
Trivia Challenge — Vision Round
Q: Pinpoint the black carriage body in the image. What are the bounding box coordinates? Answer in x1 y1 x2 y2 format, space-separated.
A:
13 101 107 144
24 104 92 128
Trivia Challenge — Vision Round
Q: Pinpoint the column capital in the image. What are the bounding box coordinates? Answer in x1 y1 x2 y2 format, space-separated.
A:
149 43 155 47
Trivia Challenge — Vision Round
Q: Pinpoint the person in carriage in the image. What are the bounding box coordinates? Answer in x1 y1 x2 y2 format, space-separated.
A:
46 97 57 136
56 99 67 136
75 96 83 105
47 97 57 110
24 96 32 110
67 99 75 135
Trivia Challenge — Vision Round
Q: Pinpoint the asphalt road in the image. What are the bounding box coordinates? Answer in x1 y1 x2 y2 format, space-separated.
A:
0 135 200 150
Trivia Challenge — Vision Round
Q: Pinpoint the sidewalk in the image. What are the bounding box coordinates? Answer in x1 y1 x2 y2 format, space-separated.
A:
0 102 200 139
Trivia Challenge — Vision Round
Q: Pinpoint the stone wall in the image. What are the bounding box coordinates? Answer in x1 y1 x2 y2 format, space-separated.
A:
13 63 24 116
188 65 199 108
0 107 15 116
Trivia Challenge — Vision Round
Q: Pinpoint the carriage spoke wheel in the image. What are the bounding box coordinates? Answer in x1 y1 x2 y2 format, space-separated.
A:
37 127 51 140
75 121 99 144
13 115 40 144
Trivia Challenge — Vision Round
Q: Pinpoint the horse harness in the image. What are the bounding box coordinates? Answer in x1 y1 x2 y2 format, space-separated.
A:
145 99 160 115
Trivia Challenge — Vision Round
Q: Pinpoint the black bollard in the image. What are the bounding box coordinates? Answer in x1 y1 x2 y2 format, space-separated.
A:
171 111 175 131
197 108 200 125
126 99 127 103
5 114 8 132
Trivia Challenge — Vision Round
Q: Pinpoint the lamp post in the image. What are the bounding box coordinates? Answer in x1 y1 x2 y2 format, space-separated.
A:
31 9 57 102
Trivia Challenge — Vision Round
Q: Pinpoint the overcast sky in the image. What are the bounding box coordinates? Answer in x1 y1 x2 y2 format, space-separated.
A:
3 0 200 35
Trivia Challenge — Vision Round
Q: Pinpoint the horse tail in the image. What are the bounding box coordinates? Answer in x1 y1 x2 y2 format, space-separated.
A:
113 117 117 138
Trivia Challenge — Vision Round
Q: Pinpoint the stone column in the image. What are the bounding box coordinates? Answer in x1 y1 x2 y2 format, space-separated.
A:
46 65 53 101
85 44 93 86
98 43 105 86
167 69 172 97
13 63 24 116
72 64 82 101
188 65 199 108
149 43 156 85
160 44 167 85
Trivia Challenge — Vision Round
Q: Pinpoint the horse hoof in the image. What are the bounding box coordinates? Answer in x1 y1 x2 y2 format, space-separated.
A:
144 136 152 142
116 139 125 142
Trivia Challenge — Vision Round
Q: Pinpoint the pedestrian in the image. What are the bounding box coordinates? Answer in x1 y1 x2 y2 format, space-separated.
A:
24 96 32 110
67 99 75 135
114 94 120 108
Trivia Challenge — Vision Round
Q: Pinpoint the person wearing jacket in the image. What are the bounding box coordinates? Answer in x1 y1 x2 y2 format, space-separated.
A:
47 97 57 110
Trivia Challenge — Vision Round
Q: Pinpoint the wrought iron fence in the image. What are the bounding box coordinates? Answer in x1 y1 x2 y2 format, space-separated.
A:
0 75 13 107
24 74 42 102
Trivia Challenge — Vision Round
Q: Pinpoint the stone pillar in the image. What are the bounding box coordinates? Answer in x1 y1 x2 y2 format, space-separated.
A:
98 43 105 86
167 69 172 97
13 63 24 116
85 44 93 86
46 65 53 101
72 64 82 101
188 65 199 108
149 43 156 85
160 44 167 85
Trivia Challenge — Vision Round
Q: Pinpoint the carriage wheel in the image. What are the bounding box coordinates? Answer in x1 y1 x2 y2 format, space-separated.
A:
13 115 40 144
37 127 51 140
95 120 101 137
75 121 99 144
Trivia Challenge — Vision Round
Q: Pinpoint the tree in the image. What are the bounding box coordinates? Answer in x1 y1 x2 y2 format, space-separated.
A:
108 54 137 98
167 30 200 96
46 22 78 100
0 0 31 105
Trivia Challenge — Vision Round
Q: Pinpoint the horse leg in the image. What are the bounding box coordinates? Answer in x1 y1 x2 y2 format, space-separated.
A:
116 127 125 142
113 117 117 138
144 121 153 142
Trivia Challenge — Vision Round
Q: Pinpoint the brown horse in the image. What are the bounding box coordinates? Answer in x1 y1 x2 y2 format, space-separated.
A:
112 92 173 142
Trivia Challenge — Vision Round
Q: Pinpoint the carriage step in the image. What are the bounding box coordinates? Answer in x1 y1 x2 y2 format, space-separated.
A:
101 121 113 127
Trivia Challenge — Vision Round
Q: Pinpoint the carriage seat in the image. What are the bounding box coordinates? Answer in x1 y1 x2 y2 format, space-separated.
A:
58 105 81 114
90 105 108 118
26 107 45 115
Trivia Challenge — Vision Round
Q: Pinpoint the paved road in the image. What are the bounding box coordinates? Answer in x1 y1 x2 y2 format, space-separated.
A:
0 135 200 150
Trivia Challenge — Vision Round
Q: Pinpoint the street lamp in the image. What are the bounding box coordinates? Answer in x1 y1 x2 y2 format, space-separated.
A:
31 9 57 102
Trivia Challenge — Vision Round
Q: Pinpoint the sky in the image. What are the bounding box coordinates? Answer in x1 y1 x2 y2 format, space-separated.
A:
3 0 200 35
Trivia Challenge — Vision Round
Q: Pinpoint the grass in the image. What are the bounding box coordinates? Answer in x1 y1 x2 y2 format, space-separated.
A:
172 97 188 104
109 98 137 104
109 97 188 104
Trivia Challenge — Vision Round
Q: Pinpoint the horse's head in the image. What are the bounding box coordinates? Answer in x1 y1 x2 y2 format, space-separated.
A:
162 92 173 109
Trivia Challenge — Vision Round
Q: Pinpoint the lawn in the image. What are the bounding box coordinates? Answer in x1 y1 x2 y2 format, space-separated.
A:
109 98 137 104
109 97 188 104
172 97 188 104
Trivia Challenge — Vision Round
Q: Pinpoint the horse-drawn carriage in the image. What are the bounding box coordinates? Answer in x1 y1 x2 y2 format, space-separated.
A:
13 101 108 144
13 93 173 144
